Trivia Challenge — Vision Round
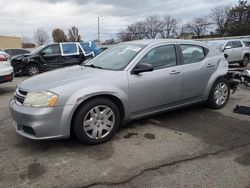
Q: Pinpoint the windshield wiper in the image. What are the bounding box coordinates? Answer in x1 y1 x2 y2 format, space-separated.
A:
84 64 103 69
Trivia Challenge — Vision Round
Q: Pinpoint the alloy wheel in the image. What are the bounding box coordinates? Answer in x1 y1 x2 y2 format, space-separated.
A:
83 105 115 139
214 82 228 105
28 66 39 76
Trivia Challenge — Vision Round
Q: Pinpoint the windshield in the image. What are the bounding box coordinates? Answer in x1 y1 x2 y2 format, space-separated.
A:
85 44 145 70
30 45 45 55
206 41 225 49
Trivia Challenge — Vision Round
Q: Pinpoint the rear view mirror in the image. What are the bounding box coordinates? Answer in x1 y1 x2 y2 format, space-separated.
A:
132 63 153 75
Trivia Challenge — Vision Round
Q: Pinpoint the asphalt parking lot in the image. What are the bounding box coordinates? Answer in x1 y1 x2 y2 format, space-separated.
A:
0 69 250 188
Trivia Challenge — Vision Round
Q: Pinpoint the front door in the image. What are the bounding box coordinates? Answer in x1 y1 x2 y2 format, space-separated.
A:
40 44 62 71
128 44 182 116
231 41 243 61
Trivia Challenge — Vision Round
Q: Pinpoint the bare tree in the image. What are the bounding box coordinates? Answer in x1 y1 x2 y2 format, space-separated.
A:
143 16 162 39
210 5 230 36
127 22 146 40
34 28 49 46
117 30 134 42
159 16 178 38
52 28 67 42
186 17 210 38
118 15 179 41
68 26 81 42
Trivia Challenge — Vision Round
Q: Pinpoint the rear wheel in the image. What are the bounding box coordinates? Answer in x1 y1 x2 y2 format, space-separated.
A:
239 55 249 67
73 97 121 145
206 78 230 109
25 64 41 76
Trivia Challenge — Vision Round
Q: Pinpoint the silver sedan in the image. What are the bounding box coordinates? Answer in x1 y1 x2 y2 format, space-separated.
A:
10 39 230 144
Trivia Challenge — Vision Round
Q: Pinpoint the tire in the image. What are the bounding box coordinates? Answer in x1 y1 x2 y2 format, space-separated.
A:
239 55 249 67
25 64 41 76
206 77 230 109
73 97 121 145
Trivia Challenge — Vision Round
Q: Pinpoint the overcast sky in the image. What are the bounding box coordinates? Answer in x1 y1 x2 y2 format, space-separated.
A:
0 0 237 42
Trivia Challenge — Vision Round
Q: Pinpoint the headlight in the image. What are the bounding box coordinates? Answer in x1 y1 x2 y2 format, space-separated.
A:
23 91 58 107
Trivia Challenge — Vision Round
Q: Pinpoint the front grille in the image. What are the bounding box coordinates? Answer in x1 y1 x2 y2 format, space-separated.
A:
15 88 27 105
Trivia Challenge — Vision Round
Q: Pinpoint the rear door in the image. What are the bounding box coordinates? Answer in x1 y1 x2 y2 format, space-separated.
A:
179 44 217 102
40 44 63 70
60 43 84 67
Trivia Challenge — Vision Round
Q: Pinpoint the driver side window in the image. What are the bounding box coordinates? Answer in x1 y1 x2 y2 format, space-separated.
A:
42 44 60 55
225 42 233 48
138 45 177 70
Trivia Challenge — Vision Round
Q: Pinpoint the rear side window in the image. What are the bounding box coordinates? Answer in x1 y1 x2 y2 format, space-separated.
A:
61 43 79 56
180 45 205 64
232 41 243 48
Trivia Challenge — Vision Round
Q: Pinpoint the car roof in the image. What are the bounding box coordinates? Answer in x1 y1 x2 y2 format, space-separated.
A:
123 39 210 48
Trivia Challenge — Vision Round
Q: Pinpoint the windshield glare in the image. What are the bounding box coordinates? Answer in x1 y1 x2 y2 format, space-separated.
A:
86 44 145 70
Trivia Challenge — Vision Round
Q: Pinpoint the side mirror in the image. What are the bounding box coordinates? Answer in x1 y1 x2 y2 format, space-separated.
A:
40 52 45 56
224 46 232 50
224 53 228 59
132 63 153 75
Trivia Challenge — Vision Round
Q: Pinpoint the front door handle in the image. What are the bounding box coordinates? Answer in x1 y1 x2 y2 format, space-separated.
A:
170 70 181 75
206 64 215 68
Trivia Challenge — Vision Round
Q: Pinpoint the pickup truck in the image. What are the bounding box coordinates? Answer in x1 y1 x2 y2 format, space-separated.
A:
11 41 101 76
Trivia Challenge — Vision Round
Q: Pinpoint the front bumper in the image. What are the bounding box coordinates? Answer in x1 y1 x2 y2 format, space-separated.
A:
9 99 73 140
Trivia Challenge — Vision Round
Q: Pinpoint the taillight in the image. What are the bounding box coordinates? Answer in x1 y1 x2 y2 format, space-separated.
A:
0 54 8 61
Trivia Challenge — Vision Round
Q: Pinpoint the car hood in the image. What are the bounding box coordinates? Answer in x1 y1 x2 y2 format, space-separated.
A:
11 53 34 60
19 65 118 91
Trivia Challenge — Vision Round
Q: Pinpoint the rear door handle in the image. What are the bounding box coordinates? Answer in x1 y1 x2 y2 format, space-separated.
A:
206 64 215 68
170 70 181 75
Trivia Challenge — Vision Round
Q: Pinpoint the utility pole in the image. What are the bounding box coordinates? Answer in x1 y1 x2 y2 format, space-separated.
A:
97 16 100 46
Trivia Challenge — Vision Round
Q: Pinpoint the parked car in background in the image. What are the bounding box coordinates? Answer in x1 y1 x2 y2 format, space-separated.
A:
206 40 250 67
11 41 101 76
10 39 230 144
4 48 30 58
0 51 13 84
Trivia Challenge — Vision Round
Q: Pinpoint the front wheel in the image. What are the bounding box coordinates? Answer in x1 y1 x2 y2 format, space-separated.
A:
25 64 41 76
239 55 249 67
206 78 230 109
73 97 121 145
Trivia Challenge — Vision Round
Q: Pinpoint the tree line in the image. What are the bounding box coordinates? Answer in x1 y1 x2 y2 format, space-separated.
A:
30 26 81 46
24 0 249 47
118 0 250 42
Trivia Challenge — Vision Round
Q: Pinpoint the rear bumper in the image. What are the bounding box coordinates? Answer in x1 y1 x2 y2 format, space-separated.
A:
0 72 14 84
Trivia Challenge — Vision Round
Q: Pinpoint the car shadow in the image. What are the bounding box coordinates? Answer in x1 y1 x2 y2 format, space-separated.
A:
11 103 250 157
0 86 15 96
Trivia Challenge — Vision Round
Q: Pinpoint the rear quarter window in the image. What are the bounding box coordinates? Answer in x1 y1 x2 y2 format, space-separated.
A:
243 41 250 47
180 44 206 64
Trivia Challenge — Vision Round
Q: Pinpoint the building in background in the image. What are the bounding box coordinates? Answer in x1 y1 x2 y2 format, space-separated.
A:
0 36 21 49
